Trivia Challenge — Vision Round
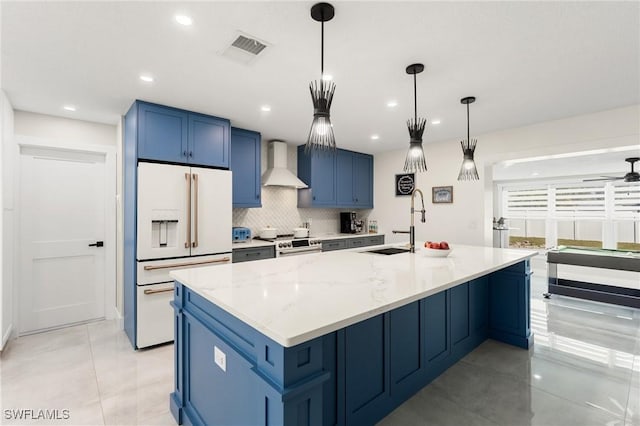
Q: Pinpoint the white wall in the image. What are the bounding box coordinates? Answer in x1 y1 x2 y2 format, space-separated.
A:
372 105 640 247
14 111 116 147
1 90 17 350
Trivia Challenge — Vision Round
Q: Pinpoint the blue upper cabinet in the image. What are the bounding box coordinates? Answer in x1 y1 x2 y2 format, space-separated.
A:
135 101 230 168
335 149 374 209
189 113 230 168
298 146 373 209
353 153 373 208
297 146 337 207
137 102 188 164
336 150 354 206
230 128 261 208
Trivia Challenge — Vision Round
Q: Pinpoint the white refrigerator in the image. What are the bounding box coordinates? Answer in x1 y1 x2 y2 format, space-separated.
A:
135 162 232 348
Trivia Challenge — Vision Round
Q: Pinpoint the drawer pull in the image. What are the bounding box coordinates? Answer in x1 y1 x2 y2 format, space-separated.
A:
143 257 231 271
144 287 174 295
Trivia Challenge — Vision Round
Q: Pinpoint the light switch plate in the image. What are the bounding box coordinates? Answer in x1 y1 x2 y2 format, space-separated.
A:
214 346 226 372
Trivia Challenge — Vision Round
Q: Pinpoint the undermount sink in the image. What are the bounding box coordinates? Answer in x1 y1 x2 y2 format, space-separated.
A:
365 247 410 255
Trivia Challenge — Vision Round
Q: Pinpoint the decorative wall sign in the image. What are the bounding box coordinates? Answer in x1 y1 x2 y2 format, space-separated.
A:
395 173 415 196
432 186 453 204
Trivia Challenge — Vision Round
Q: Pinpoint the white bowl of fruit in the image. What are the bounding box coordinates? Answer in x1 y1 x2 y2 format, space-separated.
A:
422 241 451 257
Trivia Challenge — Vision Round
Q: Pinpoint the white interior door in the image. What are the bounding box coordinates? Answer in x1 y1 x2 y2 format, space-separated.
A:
137 162 191 260
19 147 107 333
190 167 232 256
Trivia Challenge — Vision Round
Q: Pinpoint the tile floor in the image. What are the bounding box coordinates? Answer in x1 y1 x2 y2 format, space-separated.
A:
0 255 638 426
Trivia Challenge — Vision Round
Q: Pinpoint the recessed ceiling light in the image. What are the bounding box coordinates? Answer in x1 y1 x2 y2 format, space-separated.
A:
371 135 379 140
386 100 398 108
261 105 271 112
63 105 76 112
431 119 441 125
533 374 542 380
322 74 333 81
532 172 540 176
139 75 154 83
175 15 193 26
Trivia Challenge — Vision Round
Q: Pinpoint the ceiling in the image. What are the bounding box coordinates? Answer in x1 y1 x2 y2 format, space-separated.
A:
493 146 640 182
2 1 639 154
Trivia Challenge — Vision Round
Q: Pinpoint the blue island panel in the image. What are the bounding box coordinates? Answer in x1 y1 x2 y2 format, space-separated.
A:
171 261 533 426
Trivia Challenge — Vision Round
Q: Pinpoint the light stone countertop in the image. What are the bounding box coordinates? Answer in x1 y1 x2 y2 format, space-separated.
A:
171 244 537 347
310 232 385 240
232 240 276 249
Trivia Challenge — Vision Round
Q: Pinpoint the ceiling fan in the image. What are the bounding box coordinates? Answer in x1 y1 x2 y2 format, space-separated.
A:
583 157 640 182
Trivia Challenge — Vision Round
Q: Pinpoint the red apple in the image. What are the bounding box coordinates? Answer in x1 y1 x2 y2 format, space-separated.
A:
440 241 449 250
430 242 441 249
424 241 432 248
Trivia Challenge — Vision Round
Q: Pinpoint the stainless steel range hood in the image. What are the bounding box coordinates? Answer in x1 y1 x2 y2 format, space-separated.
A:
261 140 308 188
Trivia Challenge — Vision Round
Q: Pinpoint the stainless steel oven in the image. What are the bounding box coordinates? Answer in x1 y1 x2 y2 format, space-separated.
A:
255 235 323 257
276 238 322 257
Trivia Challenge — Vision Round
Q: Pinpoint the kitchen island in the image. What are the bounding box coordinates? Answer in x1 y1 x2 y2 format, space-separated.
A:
169 244 537 426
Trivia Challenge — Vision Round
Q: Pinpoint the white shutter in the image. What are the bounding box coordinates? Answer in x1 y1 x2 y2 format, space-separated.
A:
612 182 640 220
555 184 605 219
504 186 548 219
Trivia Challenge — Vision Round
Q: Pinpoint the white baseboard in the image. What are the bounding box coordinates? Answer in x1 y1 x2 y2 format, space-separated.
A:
113 307 124 330
1 324 14 352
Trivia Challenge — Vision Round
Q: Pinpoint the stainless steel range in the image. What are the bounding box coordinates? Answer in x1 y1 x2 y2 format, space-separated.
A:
255 234 322 257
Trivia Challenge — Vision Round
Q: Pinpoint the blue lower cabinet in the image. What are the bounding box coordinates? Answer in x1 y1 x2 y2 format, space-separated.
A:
424 291 451 369
344 315 390 425
488 268 533 349
172 261 532 426
184 317 260 425
389 301 424 403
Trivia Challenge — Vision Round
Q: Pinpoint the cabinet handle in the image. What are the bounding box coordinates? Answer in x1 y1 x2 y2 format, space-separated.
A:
256 194 260 199
143 257 231 271
185 173 191 249
144 287 174 295
183 151 187 157
313 196 316 200
192 173 199 248
189 151 193 157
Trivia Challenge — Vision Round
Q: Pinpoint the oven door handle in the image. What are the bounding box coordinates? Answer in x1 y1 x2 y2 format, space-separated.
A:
279 248 322 256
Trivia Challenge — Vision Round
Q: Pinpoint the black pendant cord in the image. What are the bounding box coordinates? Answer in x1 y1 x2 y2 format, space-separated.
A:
466 102 470 143
320 18 324 93
413 73 417 124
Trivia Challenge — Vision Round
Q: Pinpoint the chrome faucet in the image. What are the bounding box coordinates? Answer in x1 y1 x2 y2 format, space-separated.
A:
392 188 426 253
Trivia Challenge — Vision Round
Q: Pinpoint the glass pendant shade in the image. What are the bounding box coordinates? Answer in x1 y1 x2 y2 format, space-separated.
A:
403 63 427 173
457 96 479 181
305 3 336 153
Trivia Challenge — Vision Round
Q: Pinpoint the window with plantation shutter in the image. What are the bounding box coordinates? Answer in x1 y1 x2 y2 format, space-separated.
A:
555 184 605 219
612 182 640 220
504 186 548 219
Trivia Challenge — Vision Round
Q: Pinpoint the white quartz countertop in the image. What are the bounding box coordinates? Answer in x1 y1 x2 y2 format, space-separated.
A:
311 233 384 240
232 240 276 249
171 244 537 348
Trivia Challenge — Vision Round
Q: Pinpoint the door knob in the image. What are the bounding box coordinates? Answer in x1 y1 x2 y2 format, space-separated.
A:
88 241 104 247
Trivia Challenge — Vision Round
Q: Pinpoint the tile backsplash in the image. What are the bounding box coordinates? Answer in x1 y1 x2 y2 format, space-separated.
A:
233 187 343 236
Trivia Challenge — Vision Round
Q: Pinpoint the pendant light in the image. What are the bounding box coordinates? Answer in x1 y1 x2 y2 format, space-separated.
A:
306 3 336 153
457 96 479 181
403 63 427 173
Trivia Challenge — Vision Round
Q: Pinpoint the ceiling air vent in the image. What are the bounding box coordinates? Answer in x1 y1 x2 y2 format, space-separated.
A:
221 32 270 65
231 35 267 55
